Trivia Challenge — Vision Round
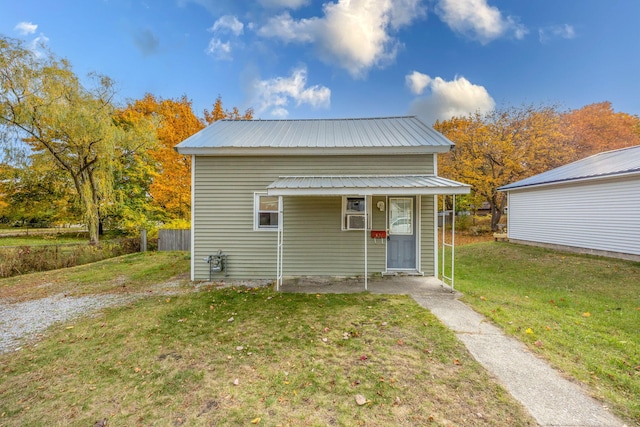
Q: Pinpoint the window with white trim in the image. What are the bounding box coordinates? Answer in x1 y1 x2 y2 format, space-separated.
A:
342 196 370 230
254 193 280 231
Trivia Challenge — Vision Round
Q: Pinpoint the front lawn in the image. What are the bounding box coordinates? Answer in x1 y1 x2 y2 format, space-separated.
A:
455 242 640 425
0 254 535 426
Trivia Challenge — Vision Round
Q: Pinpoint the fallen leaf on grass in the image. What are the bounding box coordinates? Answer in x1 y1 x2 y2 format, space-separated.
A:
251 417 261 424
534 340 543 347
582 312 591 318
453 359 461 365
480 296 486 301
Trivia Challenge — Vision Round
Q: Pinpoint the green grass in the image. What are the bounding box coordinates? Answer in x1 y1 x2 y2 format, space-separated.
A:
0 235 143 279
454 242 640 425
0 232 88 247
0 257 535 426
0 251 191 302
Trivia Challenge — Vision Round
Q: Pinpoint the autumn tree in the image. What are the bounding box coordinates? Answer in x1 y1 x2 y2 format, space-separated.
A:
204 95 253 125
435 104 570 231
0 36 156 244
0 155 80 226
562 102 640 160
121 94 203 222
123 94 253 223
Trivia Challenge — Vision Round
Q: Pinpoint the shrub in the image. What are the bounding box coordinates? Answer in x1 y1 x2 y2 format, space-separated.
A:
0 238 140 278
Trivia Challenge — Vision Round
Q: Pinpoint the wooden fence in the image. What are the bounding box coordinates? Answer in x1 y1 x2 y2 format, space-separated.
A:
158 229 191 251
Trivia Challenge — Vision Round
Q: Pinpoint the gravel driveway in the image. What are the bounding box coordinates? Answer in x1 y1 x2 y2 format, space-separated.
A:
0 278 200 354
0 293 133 353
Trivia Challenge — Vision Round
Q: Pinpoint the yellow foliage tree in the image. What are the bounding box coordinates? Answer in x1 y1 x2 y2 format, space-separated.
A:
435 104 570 231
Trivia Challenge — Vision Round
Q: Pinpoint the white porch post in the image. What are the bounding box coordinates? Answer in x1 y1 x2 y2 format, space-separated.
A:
451 194 456 292
364 195 368 291
440 194 457 293
276 195 283 291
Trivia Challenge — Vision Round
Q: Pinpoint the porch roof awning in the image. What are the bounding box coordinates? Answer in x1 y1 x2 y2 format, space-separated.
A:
266 174 471 196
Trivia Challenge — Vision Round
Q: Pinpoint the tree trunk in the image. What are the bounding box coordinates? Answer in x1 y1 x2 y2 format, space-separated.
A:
489 192 508 232
490 206 502 232
71 173 100 245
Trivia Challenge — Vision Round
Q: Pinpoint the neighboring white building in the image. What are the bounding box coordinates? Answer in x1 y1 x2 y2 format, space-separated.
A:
499 145 640 261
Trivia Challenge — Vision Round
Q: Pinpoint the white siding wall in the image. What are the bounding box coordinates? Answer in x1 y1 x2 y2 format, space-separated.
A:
507 176 640 256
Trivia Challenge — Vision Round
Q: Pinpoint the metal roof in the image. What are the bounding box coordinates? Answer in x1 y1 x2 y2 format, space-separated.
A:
175 116 454 156
266 175 471 196
499 145 640 191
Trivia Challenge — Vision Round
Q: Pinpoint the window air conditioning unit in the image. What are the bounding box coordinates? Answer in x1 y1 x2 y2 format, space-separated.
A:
346 214 366 230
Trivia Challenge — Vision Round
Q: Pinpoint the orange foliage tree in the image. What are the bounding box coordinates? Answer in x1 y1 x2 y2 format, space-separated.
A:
123 94 203 222
122 94 253 223
561 102 640 161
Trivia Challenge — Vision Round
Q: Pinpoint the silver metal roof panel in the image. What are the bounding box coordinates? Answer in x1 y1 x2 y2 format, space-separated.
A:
499 145 640 191
267 174 471 196
175 116 454 155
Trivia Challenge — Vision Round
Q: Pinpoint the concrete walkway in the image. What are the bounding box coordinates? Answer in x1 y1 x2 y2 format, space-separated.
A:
280 276 627 427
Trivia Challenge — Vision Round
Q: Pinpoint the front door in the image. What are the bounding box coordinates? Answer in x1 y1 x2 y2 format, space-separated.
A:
387 197 416 270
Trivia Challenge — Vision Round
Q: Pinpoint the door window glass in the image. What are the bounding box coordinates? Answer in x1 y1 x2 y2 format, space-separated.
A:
389 198 413 235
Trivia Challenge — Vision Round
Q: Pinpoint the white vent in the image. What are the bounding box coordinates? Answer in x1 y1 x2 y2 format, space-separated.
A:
346 214 366 230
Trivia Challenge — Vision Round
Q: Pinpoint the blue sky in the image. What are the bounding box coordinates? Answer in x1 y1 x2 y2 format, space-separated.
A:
2 0 639 124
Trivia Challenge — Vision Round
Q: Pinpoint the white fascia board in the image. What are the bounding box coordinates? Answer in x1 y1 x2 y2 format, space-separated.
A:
267 186 470 196
499 170 640 193
174 145 452 156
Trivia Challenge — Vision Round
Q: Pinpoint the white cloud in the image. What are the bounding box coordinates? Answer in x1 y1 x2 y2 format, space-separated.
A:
258 0 426 78
205 38 232 60
539 24 576 43
15 21 38 35
407 74 495 124
211 15 244 36
405 70 432 95
251 66 331 118
206 15 244 60
27 34 50 58
435 0 527 44
258 0 310 9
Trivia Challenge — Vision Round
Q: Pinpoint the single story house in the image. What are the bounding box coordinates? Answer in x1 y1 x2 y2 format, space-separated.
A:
175 116 471 287
498 145 640 261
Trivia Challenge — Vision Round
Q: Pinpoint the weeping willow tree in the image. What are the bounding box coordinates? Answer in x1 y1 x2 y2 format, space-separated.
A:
0 36 155 244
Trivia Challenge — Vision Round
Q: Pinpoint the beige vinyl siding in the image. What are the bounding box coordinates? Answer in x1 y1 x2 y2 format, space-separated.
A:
281 197 386 276
193 154 434 280
420 195 436 275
